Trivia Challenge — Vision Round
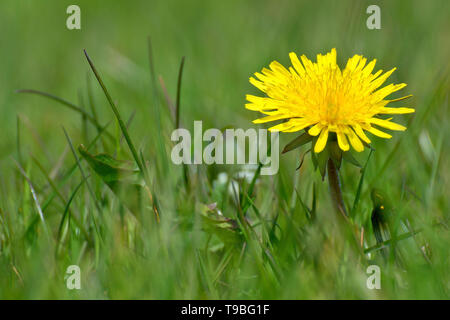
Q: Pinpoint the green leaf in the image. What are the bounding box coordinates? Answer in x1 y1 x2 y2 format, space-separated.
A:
198 203 243 246
351 149 373 216
311 182 317 221
282 132 312 154
78 145 150 216
329 141 343 169
296 149 311 170
295 188 312 221
78 144 141 191
316 146 329 179
311 148 318 170
242 162 262 214
343 151 362 168
83 50 147 184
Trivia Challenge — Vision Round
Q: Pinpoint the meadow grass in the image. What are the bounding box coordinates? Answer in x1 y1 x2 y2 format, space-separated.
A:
0 0 448 299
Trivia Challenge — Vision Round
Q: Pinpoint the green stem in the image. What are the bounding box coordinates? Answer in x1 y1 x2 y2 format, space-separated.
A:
327 158 348 220
327 158 366 255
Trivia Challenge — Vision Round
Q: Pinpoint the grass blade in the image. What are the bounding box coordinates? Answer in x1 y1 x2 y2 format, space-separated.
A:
56 178 86 247
364 229 421 254
147 37 168 174
175 56 186 130
84 49 161 220
40 122 111 212
31 154 90 243
13 159 49 236
351 149 373 217
84 49 145 177
62 126 101 239
17 89 114 141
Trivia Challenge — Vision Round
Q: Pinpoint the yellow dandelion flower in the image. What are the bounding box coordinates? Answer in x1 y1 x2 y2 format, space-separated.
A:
246 48 414 153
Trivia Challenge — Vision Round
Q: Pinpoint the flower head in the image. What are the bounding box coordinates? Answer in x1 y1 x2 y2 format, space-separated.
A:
246 49 414 153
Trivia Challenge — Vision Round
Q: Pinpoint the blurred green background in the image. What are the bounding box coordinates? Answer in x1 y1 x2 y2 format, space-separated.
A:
0 0 448 299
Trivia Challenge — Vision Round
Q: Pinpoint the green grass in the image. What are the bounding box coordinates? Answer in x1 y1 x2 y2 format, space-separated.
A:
0 0 449 299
